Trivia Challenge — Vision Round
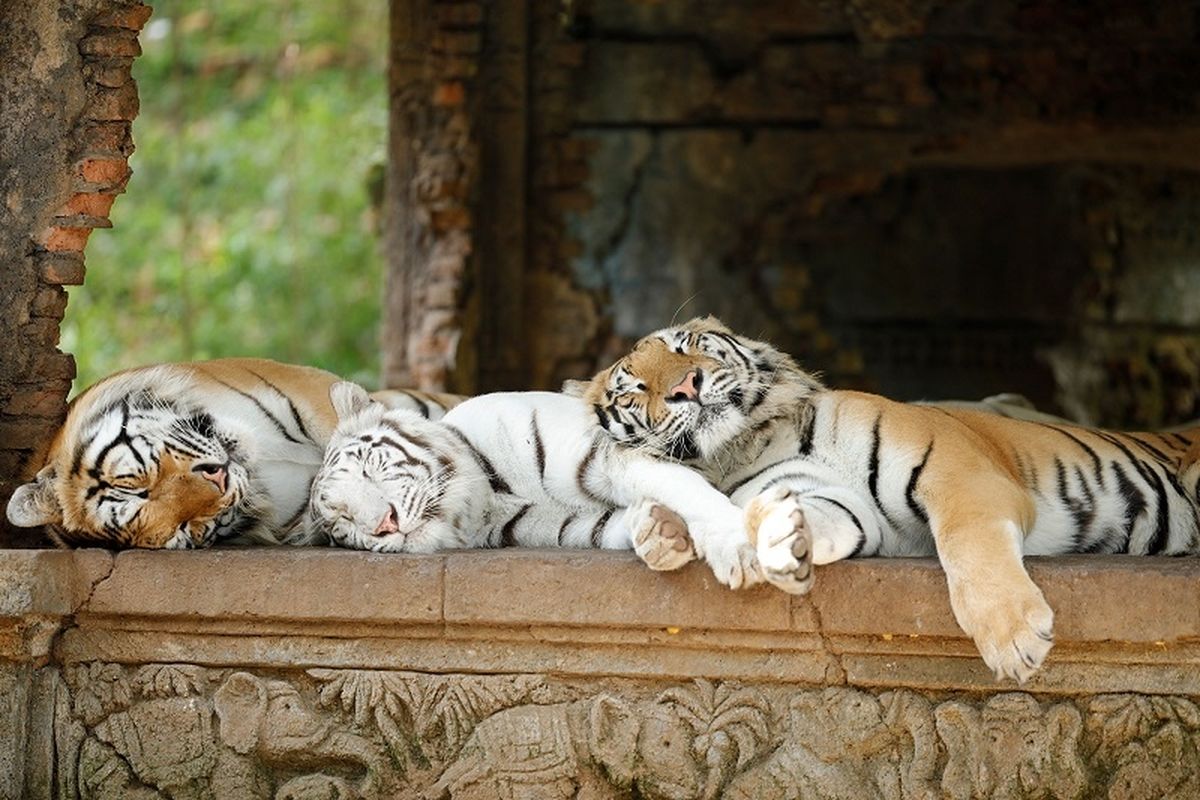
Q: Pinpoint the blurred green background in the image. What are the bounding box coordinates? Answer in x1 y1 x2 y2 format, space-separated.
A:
62 0 388 391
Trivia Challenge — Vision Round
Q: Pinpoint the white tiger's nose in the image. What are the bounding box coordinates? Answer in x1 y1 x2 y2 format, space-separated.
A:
373 504 400 536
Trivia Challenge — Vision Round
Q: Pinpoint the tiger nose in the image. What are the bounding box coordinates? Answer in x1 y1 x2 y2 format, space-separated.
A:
668 370 702 402
374 505 400 536
195 464 227 494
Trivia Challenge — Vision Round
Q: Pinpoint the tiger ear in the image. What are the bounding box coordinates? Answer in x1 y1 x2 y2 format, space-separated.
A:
329 381 374 421
6 466 62 528
561 379 590 398
696 314 732 333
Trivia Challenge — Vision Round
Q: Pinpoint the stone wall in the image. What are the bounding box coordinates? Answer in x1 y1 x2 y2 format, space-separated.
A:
543 0 1200 425
0 0 149 546
383 0 1200 425
1 548 1198 798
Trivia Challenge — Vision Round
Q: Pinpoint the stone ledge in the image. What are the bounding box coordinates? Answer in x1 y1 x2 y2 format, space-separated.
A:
0 548 1196 694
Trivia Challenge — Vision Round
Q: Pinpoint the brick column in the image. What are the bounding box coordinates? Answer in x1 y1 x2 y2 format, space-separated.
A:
0 0 149 547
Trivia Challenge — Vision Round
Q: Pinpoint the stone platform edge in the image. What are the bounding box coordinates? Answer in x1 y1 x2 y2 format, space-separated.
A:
1 548 1197 695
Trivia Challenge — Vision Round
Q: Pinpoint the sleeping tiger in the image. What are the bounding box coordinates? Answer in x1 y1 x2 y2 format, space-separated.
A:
571 316 1200 681
304 382 775 589
6 358 460 549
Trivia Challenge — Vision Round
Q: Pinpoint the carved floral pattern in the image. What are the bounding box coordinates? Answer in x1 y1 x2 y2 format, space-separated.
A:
52 663 1200 799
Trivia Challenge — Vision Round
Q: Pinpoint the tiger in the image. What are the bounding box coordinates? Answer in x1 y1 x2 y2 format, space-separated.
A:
5 358 461 550
304 381 775 589
571 316 1200 681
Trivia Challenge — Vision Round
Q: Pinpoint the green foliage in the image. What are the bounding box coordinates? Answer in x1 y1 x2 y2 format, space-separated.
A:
63 0 388 391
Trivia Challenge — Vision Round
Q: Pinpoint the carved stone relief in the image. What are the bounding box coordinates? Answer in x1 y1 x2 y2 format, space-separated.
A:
49 664 1200 799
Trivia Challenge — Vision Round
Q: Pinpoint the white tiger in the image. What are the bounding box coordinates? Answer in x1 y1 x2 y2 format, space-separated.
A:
304 382 786 590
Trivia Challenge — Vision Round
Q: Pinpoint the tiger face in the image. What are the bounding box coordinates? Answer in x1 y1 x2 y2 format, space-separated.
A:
7 378 256 549
306 383 466 553
575 316 820 462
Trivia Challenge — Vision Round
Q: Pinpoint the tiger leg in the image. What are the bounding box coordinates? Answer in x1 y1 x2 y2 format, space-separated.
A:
744 487 814 595
624 498 697 571
601 453 760 589
924 477 1053 682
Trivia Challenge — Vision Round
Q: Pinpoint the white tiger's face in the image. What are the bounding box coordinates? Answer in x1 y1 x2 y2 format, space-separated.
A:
7 384 255 549
580 317 817 463
308 404 463 553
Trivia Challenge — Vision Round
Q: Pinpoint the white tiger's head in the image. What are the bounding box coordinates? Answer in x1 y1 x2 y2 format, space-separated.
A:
6 367 259 549
307 382 474 552
570 316 821 463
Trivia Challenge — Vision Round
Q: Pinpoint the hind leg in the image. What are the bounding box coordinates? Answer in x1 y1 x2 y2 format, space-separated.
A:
625 498 697 571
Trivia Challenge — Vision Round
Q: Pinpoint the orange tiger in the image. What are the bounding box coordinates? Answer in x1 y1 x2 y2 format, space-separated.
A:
571 317 1200 680
6 358 461 549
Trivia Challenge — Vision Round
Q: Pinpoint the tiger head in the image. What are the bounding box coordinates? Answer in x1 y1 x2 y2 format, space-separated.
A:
568 316 821 463
306 382 471 553
6 367 258 549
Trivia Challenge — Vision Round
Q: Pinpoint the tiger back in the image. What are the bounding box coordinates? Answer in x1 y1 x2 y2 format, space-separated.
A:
6 358 461 549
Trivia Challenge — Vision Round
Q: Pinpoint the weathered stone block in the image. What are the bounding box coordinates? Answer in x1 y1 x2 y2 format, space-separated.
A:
82 56 134 88
30 287 69 320
56 192 117 220
4 390 68 418
78 30 141 58
92 3 153 31
38 253 86 286
36 226 92 254
78 121 133 157
85 82 139 121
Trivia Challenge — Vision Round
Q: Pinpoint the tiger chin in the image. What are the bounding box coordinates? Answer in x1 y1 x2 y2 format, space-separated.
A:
6 359 460 550
306 382 775 590
572 316 1200 682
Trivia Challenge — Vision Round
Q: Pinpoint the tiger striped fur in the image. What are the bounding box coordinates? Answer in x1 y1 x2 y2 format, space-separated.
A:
305 383 769 589
574 316 1200 681
6 359 461 549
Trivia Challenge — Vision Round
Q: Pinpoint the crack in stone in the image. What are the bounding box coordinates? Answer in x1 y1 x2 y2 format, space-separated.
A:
43 553 117 666
75 553 117 615
807 595 847 685
596 132 657 282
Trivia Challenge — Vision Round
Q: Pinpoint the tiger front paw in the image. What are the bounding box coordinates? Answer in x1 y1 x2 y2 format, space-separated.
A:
746 487 814 595
703 534 763 590
626 500 696 572
949 577 1055 683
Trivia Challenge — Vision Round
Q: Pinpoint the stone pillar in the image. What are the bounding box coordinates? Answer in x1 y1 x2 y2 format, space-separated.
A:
382 0 485 393
0 0 149 547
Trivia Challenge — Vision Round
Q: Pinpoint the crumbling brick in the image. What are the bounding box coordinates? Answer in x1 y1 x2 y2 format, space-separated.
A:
37 226 93 254
92 3 153 31
86 82 140 121
79 30 142 58
76 157 132 191
38 254 87 286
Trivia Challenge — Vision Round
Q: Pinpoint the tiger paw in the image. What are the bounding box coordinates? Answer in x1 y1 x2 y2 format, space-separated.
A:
746 487 814 595
949 577 1055 683
627 500 696 572
703 534 763 590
